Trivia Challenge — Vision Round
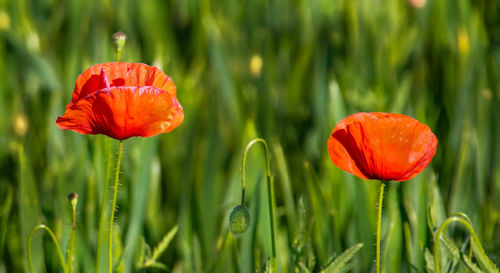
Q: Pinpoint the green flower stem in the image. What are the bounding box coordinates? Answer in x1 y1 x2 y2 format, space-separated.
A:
108 140 124 273
113 32 126 62
240 138 277 272
434 215 492 273
116 49 122 63
95 139 113 273
28 224 68 273
376 181 386 273
66 201 77 273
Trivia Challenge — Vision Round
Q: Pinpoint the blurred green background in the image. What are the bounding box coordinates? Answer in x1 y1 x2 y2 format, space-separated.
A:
0 0 500 272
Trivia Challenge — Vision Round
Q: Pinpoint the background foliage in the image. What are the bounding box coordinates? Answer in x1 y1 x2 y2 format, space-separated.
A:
0 0 499 272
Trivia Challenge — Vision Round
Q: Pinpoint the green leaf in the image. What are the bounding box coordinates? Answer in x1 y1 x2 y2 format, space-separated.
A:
471 241 499 273
462 254 484 273
143 261 169 271
135 237 146 269
435 233 463 272
441 234 461 264
150 225 178 262
112 225 125 273
297 262 312 273
424 248 435 273
141 225 178 269
0 185 14 258
321 243 363 273
17 144 43 272
124 138 160 272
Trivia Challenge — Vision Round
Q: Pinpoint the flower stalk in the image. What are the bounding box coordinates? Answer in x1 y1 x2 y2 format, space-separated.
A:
239 138 277 272
28 225 68 273
112 31 127 62
434 214 498 273
376 181 386 273
66 193 78 273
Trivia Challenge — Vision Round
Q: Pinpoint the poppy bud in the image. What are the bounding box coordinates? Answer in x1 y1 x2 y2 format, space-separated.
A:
229 205 250 235
67 192 78 209
112 31 127 52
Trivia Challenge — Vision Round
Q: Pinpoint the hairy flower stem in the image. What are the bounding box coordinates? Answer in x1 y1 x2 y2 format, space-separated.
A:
240 138 277 272
67 198 77 273
376 181 386 273
116 50 122 63
108 140 124 273
113 32 126 62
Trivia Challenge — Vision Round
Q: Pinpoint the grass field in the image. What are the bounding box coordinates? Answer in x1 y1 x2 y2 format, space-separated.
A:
1 0 500 272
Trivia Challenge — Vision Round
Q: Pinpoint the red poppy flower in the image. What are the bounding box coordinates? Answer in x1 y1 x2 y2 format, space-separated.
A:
328 112 437 181
56 62 183 140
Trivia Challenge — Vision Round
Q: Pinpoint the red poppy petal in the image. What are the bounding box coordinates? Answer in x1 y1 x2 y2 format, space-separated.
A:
328 112 437 181
396 123 437 181
56 86 183 140
328 124 371 180
72 63 176 104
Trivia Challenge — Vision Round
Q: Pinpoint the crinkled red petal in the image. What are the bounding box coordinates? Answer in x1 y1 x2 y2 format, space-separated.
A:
70 63 176 105
328 112 437 181
56 86 183 140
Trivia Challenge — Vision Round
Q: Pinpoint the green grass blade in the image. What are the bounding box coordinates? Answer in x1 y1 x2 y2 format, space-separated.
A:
462 254 485 273
17 143 43 272
147 225 178 266
425 248 436 273
321 243 363 273
123 138 159 273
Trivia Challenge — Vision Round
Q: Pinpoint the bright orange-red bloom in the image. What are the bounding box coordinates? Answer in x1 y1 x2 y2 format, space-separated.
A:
328 112 437 181
56 63 183 140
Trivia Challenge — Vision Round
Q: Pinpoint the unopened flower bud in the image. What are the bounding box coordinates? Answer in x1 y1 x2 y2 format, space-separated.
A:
229 205 250 235
67 192 79 209
113 31 127 52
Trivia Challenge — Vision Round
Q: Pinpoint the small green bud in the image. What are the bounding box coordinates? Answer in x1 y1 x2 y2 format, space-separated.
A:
229 205 250 235
112 31 127 52
67 192 78 209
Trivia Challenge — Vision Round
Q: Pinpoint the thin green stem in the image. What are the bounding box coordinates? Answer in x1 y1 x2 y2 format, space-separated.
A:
28 225 68 273
240 138 277 272
376 181 386 273
116 49 122 63
434 216 494 273
95 139 113 273
108 140 124 273
66 203 77 273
